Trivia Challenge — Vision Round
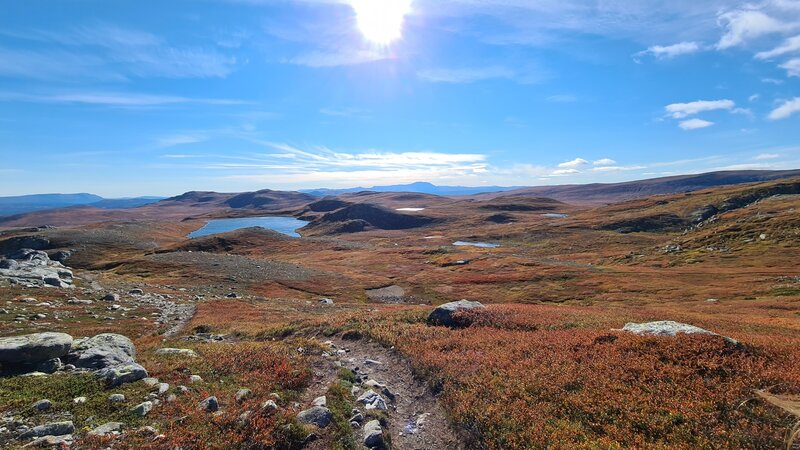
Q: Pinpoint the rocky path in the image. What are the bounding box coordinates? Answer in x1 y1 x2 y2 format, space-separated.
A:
303 335 465 450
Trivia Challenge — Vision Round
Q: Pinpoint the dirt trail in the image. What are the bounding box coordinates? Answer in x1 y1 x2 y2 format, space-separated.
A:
300 334 465 450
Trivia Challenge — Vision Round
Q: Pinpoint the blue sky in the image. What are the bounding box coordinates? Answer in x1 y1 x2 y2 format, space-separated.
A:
1 0 800 197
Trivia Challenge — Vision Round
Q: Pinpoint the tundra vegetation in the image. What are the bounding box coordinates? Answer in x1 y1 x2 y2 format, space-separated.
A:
1 176 799 449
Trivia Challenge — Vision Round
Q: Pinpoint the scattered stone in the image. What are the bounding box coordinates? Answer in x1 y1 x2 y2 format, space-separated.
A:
312 396 327 407
157 382 169 394
101 293 119 302
128 288 144 295
189 375 202 383
22 434 74 448
363 420 384 448
356 390 387 411
235 388 252 403
142 377 160 387
88 421 122 436
19 421 74 439
154 348 198 358
73 396 86 404
132 401 153 416
199 396 219 412
427 300 486 327
97 363 148 387
177 385 190 393
297 406 333 428
108 394 126 403
261 400 278 414
319 298 334 305
32 399 51 411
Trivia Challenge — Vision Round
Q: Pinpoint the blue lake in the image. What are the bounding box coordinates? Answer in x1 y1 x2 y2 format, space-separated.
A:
188 216 310 238
453 241 500 248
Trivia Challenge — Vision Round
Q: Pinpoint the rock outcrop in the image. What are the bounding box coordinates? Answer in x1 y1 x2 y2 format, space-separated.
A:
0 332 73 375
620 321 739 345
0 248 73 288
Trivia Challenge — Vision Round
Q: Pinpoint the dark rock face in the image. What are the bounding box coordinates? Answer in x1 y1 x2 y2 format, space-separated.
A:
305 203 436 234
486 213 514 224
305 198 351 212
599 213 686 233
427 300 486 327
0 236 50 256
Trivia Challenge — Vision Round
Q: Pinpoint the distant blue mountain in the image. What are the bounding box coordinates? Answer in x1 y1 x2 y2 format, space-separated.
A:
300 181 521 197
0 193 165 217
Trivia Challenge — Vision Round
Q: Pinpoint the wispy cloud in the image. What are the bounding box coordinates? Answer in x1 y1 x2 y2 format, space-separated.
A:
593 158 616 166
0 24 237 80
417 66 545 84
780 58 800 76
754 153 780 160
287 49 390 67
557 158 589 169
768 97 800 120
679 118 714 130
0 91 248 107
716 8 792 50
755 34 800 59
635 41 702 61
157 134 207 147
665 99 735 118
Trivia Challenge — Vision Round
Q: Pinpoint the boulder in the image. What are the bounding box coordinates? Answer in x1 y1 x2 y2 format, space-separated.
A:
620 321 739 345
97 363 148 387
19 421 74 439
199 396 219 412
363 420 384 448
427 300 485 327
132 401 153 416
66 333 136 370
0 332 73 365
235 388 252 403
297 406 333 428
356 390 387 411
88 422 123 436
32 399 52 411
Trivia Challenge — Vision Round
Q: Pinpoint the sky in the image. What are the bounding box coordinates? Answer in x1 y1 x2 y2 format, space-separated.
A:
1 0 800 197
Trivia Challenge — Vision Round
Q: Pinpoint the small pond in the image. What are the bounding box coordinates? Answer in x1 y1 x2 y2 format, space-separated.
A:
453 241 500 248
188 216 309 238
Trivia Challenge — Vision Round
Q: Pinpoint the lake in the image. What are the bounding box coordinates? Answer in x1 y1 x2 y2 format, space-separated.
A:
188 216 310 238
453 241 500 248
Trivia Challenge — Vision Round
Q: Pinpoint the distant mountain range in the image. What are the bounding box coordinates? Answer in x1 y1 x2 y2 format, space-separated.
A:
0 193 164 217
300 181 523 197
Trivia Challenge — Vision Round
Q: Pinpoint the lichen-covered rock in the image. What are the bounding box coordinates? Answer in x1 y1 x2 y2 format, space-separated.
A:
19 421 74 439
297 406 333 428
66 333 136 370
620 321 739 345
363 420 384 448
0 332 73 365
427 300 485 327
97 363 148 387
154 348 198 358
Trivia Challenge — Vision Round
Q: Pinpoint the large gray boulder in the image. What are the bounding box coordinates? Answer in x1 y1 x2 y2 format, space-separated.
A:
66 333 136 369
621 321 739 345
427 300 486 327
19 421 74 439
297 406 333 428
0 332 73 365
97 363 148 387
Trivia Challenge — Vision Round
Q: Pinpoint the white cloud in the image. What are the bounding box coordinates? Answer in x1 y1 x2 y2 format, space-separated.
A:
557 158 589 169
768 97 800 120
550 168 580 176
749 94 761 102
593 158 616 166
754 153 780 160
665 99 735 118
679 118 714 130
716 9 790 50
780 58 800 76
762 77 784 84
755 34 800 59
157 134 207 147
636 41 701 60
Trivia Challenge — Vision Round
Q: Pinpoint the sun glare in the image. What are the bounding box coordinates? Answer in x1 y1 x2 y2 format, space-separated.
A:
350 0 412 45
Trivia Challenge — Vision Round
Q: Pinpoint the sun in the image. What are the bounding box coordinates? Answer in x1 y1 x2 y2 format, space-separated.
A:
350 0 412 45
